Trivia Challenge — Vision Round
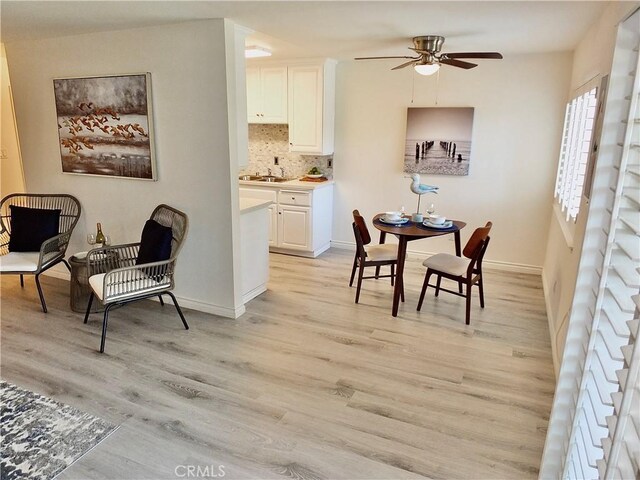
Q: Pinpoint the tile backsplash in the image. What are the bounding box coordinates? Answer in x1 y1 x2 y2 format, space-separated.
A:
241 124 333 178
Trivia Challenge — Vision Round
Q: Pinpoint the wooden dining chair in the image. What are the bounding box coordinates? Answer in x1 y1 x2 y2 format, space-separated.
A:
350 209 404 303
417 221 492 324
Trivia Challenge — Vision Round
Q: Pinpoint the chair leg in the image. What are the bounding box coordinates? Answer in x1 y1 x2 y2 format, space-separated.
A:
349 254 358 287
166 292 189 330
417 270 433 311
400 278 405 303
158 295 165 306
435 275 442 297
390 264 395 286
100 304 114 353
374 266 381 279
84 292 95 324
61 259 71 272
20 274 24 287
34 274 47 313
355 262 365 303
478 274 485 308
465 280 473 325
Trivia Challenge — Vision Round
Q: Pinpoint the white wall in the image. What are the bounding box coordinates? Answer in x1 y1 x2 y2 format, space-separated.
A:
542 2 637 375
0 44 25 197
333 53 572 271
5 20 245 318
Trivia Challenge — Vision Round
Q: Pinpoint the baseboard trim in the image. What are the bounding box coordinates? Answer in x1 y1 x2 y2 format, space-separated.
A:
330 240 542 275
41 269 244 319
242 284 267 304
541 269 560 378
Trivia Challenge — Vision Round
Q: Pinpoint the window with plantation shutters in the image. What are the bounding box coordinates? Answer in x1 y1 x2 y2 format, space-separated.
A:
554 87 598 221
541 7 640 479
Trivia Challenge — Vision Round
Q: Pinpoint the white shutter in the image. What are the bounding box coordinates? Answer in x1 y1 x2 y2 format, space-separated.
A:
541 9 640 479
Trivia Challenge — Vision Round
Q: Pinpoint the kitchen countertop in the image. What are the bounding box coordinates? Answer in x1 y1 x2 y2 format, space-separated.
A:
239 178 335 190
239 198 273 214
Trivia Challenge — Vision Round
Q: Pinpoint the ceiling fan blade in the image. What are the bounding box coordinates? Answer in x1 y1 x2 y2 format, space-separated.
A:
392 59 420 70
442 52 503 59
440 58 477 69
354 55 419 60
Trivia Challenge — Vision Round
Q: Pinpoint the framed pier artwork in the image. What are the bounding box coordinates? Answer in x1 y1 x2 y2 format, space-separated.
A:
404 107 474 176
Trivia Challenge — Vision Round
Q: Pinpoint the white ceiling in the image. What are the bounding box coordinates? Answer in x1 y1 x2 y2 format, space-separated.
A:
0 1 616 60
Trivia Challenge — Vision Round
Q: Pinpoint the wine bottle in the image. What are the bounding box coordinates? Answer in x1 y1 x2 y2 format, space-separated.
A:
95 223 105 246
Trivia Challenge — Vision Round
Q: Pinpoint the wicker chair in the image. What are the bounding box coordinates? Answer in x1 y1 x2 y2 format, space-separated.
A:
0 193 81 312
83 204 189 353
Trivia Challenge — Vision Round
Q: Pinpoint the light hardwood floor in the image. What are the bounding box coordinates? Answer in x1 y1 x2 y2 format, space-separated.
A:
0 249 555 479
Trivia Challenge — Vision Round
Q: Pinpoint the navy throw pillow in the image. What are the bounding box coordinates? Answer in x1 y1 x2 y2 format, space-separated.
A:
8 205 61 252
136 219 173 265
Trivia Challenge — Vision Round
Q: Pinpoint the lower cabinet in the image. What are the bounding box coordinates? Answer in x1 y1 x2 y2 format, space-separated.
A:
239 184 333 257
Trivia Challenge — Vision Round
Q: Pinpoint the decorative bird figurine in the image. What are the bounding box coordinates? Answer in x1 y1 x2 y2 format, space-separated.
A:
404 173 438 216
406 173 439 195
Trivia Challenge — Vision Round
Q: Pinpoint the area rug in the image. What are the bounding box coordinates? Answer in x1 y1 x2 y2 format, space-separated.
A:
1 380 117 480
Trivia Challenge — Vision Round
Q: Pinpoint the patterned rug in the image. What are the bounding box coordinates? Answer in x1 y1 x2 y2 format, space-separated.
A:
1 381 117 480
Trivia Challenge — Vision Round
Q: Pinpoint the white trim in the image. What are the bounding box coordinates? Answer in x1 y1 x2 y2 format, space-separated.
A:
553 202 575 250
41 269 245 319
541 269 560 378
242 284 267 304
330 240 542 275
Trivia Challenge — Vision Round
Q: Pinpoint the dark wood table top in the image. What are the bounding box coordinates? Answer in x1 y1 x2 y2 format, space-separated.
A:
372 214 466 238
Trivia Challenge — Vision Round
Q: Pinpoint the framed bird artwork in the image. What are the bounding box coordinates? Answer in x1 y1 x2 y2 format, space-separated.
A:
53 73 157 180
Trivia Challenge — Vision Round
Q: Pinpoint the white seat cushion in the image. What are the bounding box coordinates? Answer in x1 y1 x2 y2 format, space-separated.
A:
89 271 167 302
365 243 398 262
423 253 469 277
0 252 41 272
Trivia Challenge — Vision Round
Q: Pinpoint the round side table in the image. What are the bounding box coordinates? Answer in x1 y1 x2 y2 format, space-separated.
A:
69 254 104 313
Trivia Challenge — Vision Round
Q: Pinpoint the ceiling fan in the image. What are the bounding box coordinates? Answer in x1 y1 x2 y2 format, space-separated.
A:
355 35 503 75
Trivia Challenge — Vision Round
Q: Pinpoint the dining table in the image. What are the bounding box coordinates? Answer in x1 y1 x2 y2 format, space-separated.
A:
372 214 466 317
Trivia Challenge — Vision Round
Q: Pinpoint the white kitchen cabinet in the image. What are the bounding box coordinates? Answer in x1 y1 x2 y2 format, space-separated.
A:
287 60 336 155
239 182 333 258
278 205 311 250
246 66 287 124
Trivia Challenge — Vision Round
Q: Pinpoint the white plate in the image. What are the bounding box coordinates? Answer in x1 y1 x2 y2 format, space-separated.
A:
379 217 409 225
306 173 324 178
423 220 453 229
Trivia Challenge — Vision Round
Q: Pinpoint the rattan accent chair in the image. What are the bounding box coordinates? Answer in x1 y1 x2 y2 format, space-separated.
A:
0 193 81 312
350 209 404 304
83 204 189 353
417 221 492 325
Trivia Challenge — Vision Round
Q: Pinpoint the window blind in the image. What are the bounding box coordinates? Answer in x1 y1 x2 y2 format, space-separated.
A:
541 8 640 479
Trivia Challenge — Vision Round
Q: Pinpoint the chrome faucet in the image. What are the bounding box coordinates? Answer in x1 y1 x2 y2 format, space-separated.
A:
268 168 272 176
279 167 285 178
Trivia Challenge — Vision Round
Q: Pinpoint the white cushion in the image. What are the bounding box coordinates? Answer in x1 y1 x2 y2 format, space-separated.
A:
423 253 469 277
365 243 398 262
89 270 167 302
0 252 41 272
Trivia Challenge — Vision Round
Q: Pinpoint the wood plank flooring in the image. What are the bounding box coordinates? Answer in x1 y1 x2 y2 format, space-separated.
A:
0 249 555 479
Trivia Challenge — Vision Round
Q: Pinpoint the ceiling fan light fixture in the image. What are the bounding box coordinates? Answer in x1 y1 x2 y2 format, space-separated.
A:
414 62 440 76
245 46 272 58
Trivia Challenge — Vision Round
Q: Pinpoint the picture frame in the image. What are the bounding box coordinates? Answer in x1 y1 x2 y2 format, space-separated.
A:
404 107 475 176
53 73 157 180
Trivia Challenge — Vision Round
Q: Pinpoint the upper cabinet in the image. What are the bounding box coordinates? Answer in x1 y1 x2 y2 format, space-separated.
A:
246 66 288 124
288 60 336 155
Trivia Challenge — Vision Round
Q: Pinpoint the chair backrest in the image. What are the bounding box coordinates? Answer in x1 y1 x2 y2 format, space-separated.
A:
150 204 189 260
352 209 371 246
0 193 81 237
463 221 493 260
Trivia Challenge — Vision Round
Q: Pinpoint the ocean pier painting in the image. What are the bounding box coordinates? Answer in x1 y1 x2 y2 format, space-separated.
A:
404 107 474 176
53 74 156 180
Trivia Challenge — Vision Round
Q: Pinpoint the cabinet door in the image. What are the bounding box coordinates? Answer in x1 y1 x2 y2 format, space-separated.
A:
278 205 311 250
268 204 278 246
288 65 323 153
246 67 262 122
261 67 288 124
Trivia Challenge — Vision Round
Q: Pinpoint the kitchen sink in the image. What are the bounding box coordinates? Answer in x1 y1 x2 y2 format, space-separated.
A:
239 175 263 181
259 176 291 183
